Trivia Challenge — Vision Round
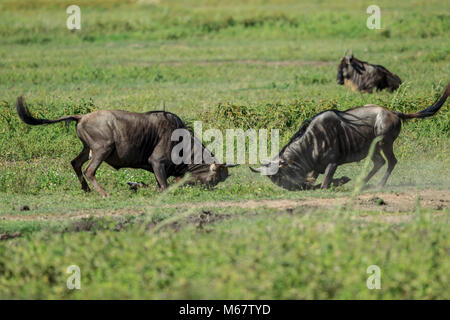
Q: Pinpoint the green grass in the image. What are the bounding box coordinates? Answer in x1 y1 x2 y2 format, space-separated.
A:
1 206 449 299
0 0 449 299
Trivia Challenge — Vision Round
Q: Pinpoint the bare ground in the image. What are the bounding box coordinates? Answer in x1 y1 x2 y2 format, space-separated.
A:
1 189 448 222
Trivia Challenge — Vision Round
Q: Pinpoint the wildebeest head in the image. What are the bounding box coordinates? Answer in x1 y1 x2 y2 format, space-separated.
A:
250 158 313 191
178 135 238 188
336 50 365 85
249 116 318 190
187 163 237 187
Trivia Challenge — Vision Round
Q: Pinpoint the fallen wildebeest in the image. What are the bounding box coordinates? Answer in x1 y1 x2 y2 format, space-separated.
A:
16 97 236 196
250 83 449 190
337 50 402 93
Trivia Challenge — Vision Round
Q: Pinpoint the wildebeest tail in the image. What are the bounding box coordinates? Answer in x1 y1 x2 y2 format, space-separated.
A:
394 83 449 119
16 96 81 125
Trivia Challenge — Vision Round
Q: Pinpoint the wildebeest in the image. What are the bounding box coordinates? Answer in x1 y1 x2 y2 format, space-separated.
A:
250 83 449 190
16 97 236 196
337 50 402 93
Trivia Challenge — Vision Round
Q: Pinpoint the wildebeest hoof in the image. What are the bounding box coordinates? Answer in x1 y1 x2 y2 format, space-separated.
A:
332 176 351 186
127 181 148 191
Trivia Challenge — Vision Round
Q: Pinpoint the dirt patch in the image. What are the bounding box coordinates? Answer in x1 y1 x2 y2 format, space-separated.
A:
1 189 449 222
365 196 387 206
171 189 449 213
65 217 99 233
63 215 138 233
0 232 22 241
147 210 232 233
355 190 449 212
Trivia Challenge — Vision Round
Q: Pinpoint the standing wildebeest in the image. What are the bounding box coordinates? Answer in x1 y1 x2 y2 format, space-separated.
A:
337 51 402 93
16 97 236 196
250 84 449 190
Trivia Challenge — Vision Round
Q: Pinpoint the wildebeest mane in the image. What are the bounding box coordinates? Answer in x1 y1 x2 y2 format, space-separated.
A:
279 109 370 154
349 56 366 74
146 111 220 173
143 110 187 129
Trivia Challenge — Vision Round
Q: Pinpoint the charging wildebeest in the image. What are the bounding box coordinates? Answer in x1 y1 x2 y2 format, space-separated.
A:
250 83 449 190
337 50 402 93
16 97 236 196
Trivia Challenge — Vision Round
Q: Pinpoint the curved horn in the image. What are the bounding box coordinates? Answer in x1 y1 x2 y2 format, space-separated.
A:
225 164 239 168
249 166 262 173
261 158 279 166
349 49 353 57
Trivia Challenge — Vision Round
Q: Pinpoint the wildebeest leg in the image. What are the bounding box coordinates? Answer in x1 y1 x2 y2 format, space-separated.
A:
71 145 91 192
363 148 385 184
83 149 111 197
149 142 169 190
378 143 397 187
321 163 338 189
149 159 168 190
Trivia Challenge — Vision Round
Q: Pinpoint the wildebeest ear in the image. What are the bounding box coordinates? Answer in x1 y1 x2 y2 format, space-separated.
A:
210 163 217 171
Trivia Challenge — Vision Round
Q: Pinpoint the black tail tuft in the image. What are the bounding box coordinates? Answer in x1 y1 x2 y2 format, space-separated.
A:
17 96 51 125
395 83 449 119
415 90 447 118
16 96 80 126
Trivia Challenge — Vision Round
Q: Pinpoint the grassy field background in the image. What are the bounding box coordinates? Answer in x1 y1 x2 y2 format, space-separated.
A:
0 0 449 299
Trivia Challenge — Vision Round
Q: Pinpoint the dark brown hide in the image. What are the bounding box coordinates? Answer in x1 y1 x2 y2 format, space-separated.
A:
16 98 231 196
337 53 402 93
251 83 449 190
